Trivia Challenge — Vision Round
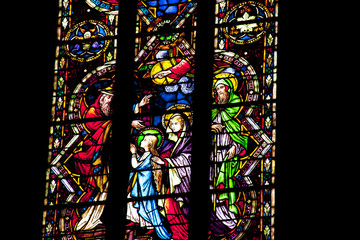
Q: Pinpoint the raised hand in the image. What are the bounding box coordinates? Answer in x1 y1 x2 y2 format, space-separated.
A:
139 94 153 107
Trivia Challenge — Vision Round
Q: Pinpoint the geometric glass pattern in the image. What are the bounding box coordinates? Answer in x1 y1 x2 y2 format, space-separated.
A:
125 1 197 239
42 1 118 239
209 1 277 239
41 1 278 240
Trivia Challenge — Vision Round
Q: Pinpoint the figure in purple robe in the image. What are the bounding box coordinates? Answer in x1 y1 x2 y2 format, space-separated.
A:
160 106 192 240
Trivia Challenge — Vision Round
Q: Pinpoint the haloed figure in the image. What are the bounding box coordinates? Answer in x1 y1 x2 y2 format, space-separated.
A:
159 104 193 240
72 86 114 231
210 73 249 232
126 129 172 240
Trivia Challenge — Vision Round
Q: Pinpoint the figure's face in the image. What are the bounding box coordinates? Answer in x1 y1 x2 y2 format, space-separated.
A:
215 84 230 104
140 135 151 150
169 115 184 133
100 94 113 116
140 135 157 151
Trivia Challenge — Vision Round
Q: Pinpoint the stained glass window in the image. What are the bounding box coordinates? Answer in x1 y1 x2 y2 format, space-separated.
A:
42 0 118 239
209 1 278 239
124 1 197 239
41 1 278 239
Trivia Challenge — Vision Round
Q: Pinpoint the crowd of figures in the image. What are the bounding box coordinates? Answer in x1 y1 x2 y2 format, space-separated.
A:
44 0 277 239
62 63 251 240
124 62 250 240
126 103 192 239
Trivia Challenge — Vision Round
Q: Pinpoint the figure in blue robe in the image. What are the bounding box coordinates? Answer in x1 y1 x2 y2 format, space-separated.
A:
130 152 172 239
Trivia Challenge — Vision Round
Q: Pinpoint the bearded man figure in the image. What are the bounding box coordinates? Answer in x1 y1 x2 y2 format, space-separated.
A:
71 84 114 231
209 73 249 233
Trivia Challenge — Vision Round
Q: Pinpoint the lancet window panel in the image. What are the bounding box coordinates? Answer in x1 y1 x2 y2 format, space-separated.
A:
42 0 119 239
124 1 198 239
208 0 277 239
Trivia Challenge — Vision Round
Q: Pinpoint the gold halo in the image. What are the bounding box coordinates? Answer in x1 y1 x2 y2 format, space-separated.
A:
150 60 176 85
162 104 193 129
212 72 238 98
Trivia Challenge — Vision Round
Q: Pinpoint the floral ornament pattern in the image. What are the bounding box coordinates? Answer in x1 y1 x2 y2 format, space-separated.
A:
64 20 112 62
222 1 272 45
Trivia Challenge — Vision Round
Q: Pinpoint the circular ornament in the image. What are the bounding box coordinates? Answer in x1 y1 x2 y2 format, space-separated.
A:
222 1 271 45
64 20 112 62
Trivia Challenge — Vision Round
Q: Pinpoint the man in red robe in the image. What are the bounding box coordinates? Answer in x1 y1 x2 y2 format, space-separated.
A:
72 87 113 231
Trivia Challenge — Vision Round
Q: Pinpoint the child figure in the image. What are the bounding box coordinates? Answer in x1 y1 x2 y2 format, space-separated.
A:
126 128 172 240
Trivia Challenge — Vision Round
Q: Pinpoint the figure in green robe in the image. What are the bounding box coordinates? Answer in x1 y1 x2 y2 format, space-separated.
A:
211 73 248 215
